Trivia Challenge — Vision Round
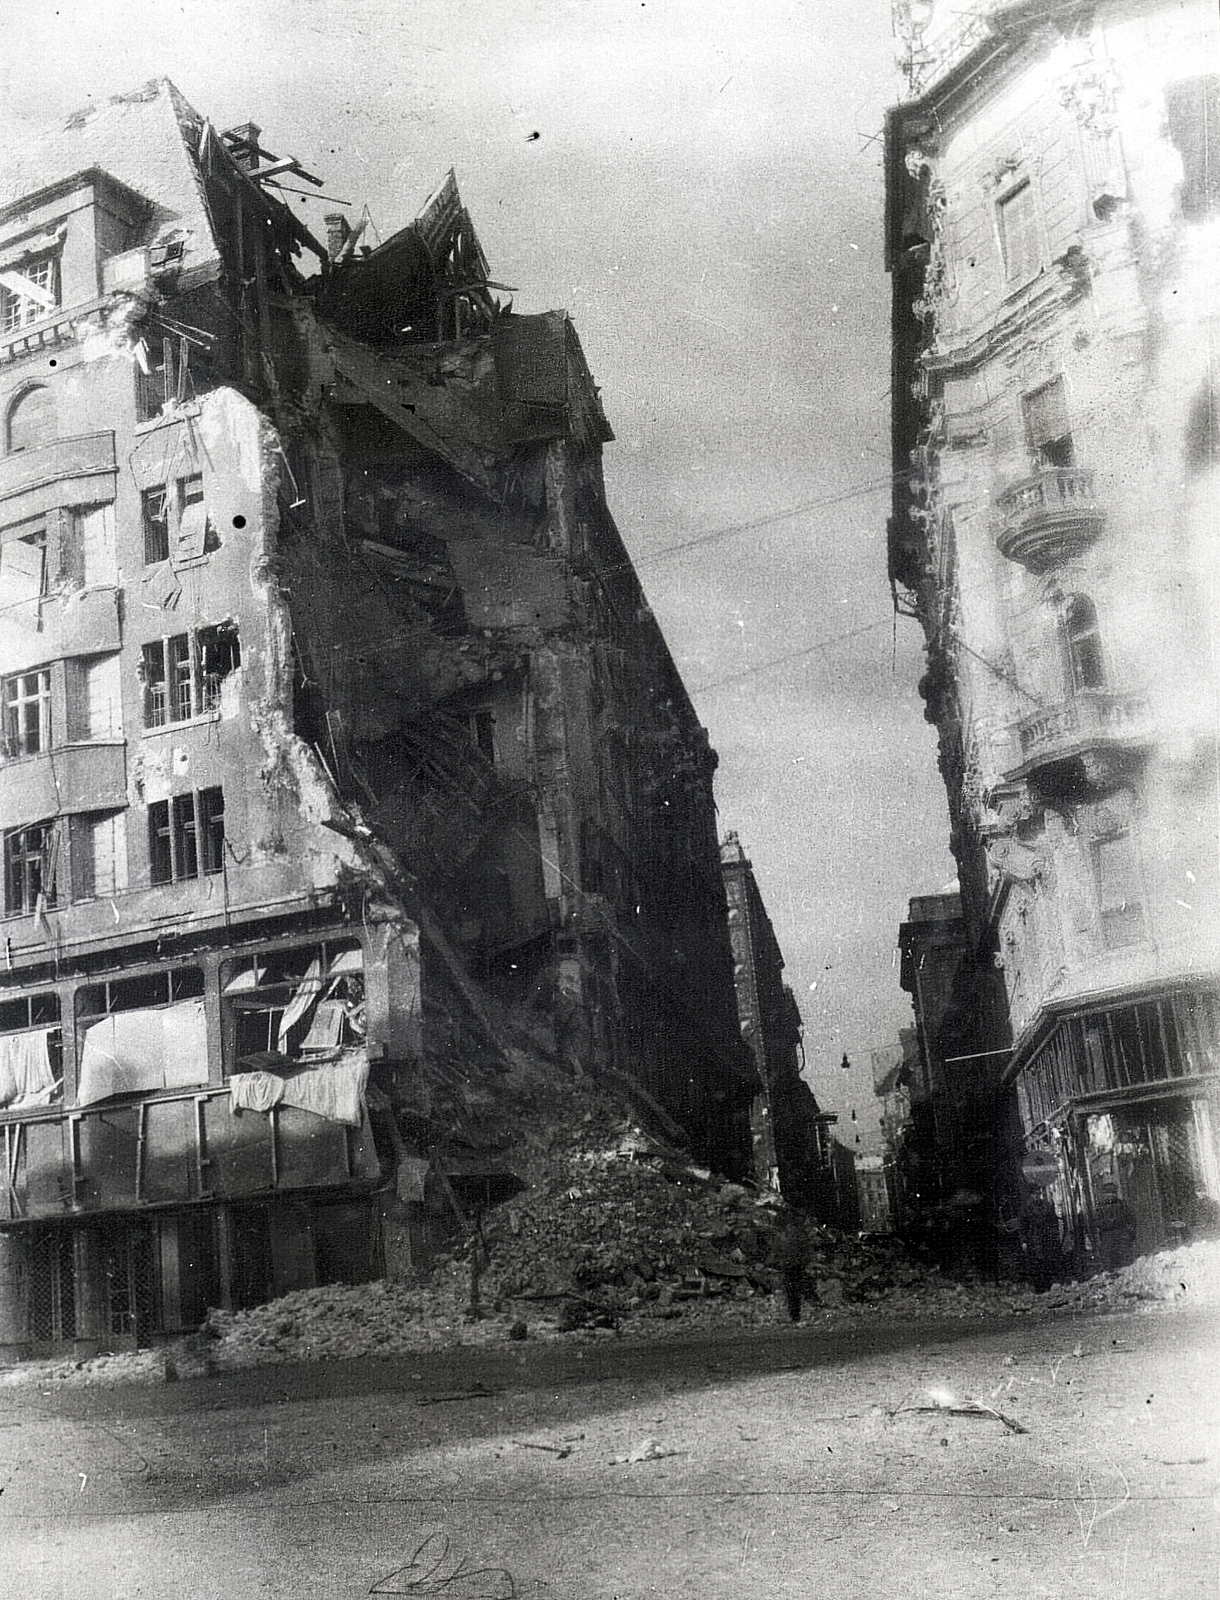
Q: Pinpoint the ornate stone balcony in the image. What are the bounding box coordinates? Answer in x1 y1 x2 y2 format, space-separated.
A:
1006 689 1152 785
994 467 1104 570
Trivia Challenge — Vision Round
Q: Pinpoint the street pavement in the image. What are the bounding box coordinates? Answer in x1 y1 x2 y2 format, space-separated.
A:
2 1304 1217 1598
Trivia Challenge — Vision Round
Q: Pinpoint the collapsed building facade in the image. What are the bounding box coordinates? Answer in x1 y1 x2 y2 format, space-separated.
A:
718 832 840 1217
886 0 1220 1266
0 81 755 1355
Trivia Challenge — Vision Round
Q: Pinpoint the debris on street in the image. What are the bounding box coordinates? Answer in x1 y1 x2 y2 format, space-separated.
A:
2 1098 1219 1391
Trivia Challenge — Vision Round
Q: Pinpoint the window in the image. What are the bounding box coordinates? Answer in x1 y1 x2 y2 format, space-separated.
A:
1023 377 1074 468
142 624 240 727
0 991 62 1113
1066 597 1105 691
71 811 128 900
148 788 224 884
3 669 51 757
470 709 495 763
1165 75 1220 218
142 486 170 565
76 966 203 1023
0 254 59 336
6 384 54 453
0 523 47 631
1092 832 1145 948
4 820 57 914
998 180 1041 283
221 937 364 1069
141 475 216 566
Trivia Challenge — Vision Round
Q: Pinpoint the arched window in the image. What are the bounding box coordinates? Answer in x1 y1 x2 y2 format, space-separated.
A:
6 385 54 454
1065 596 1105 691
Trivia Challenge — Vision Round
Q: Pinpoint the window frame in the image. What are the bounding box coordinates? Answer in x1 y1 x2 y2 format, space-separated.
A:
142 624 240 729
3 819 58 915
2 667 52 758
997 178 1043 286
1065 596 1105 692
141 485 171 565
0 253 60 337
148 787 225 886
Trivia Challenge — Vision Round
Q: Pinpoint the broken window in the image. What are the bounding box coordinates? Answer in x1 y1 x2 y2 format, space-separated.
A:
142 475 217 565
997 180 1041 283
6 384 54 453
71 811 128 900
197 624 241 711
1165 75 1220 218
0 991 62 1112
1023 377 1074 469
0 253 59 336
143 624 240 726
1065 596 1105 691
221 938 364 1070
4 819 57 914
142 485 170 564
135 331 195 422
3 668 51 758
1 523 48 631
1092 831 1145 949
148 787 223 885
175 473 213 561
74 966 207 1105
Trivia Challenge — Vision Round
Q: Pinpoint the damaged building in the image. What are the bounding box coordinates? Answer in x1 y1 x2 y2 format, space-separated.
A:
0 81 755 1355
886 0 1220 1267
719 832 840 1218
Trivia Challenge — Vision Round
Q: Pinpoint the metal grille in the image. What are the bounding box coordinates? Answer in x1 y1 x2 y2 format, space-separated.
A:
99 1218 158 1344
28 1225 75 1343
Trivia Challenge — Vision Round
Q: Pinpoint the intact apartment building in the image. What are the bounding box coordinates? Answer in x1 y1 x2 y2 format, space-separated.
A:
0 82 753 1355
886 0 1220 1263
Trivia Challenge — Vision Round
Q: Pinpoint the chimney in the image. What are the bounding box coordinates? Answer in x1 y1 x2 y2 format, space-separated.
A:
324 212 352 261
226 122 262 172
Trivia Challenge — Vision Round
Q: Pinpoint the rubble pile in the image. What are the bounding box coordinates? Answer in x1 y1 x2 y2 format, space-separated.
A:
4 1087 1218 1387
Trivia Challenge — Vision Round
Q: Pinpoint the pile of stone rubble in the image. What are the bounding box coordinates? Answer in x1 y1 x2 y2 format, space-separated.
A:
4 1117 1218 1387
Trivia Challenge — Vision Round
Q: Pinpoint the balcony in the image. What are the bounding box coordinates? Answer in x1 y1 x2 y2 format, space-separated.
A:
0 741 126 831
1006 689 1152 786
0 429 116 510
994 467 1105 571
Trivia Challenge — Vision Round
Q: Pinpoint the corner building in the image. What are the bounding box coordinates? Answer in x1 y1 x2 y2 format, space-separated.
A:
0 83 752 1354
886 1 1220 1263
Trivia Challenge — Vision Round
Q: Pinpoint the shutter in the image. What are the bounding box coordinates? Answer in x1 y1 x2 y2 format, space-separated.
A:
80 505 117 587
86 654 122 739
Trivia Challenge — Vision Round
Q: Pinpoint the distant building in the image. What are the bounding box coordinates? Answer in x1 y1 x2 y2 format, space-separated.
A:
0 82 754 1356
719 833 839 1216
886 0 1220 1267
855 1154 893 1233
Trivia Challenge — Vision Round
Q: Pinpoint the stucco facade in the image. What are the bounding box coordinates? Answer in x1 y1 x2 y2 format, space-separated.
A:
886 0 1220 1265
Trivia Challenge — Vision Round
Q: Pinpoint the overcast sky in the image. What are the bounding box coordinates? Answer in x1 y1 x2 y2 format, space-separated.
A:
0 0 956 1150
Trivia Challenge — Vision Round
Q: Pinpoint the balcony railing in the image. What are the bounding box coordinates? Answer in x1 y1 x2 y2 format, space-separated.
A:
1009 689 1151 779
994 467 1105 570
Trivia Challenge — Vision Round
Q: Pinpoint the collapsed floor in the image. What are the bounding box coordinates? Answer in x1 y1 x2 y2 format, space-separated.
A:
4 1092 1219 1389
